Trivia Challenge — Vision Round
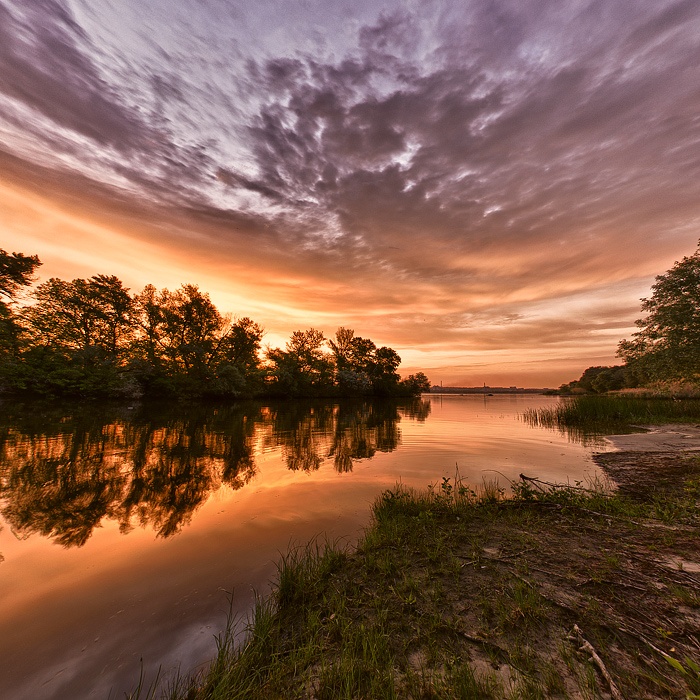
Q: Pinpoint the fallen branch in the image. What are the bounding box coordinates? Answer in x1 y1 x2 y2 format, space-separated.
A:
617 625 667 657
519 473 614 496
569 624 625 700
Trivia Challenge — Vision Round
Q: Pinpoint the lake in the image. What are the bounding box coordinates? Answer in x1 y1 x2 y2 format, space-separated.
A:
0 394 609 699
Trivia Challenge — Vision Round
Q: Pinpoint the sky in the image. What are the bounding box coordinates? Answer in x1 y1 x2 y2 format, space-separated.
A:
0 0 699 387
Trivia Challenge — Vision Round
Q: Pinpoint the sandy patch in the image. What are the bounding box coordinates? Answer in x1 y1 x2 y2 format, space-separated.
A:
605 424 700 452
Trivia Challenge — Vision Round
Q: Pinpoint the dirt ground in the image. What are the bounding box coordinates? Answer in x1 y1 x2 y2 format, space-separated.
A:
604 424 700 453
597 425 700 498
347 428 700 698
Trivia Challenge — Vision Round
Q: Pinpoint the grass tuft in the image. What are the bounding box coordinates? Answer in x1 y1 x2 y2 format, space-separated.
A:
129 467 700 700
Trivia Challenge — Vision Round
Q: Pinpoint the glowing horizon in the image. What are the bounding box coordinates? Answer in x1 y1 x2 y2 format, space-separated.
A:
1 1 698 387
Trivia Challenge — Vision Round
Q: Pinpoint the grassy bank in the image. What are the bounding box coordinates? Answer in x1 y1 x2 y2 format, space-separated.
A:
524 395 700 436
132 463 700 700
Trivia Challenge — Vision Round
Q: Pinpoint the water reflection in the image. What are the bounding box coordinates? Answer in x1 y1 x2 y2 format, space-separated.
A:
520 408 618 449
0 398 429 547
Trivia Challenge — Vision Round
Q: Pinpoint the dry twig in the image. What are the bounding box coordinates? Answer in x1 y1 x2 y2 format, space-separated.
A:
569 624 625 700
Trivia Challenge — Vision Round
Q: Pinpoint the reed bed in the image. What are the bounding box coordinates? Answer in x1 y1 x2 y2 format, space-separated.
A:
524 394 700 435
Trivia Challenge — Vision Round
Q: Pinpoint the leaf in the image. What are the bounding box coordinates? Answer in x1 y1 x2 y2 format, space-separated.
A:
663 654 687 675
684 657 700 675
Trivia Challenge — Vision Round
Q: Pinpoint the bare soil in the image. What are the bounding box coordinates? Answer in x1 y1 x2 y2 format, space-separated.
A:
160 429 700 699
311 439 700 698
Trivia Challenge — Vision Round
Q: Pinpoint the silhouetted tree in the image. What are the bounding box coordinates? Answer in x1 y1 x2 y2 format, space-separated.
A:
559 365 629 394
158 284 224 379
214 316 265 395
401 371 432 395
132 284 167 365
0 249 41 297
19 275 133 395
370 346 402 394
329 328 371 394
329 327 356 370
0 249 41 385
618 241 700 383
267 328 334 395
1 250 429 399
26 275 132 353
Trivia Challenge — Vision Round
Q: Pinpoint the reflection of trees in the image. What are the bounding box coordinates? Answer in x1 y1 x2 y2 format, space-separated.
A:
0 422 128 546
398 398 432 422
266 402 335 472
124 419 212 537
265 400 403 474
0 398 413 547
329 401 402 472
0 402 259 546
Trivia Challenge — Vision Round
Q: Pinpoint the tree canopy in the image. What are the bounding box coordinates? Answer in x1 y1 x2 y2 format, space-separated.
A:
0 249 41 354
0 251 430 399
0 249 41 300
618 241 700 383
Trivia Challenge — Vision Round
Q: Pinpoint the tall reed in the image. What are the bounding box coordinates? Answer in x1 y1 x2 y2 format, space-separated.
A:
524 395 700 434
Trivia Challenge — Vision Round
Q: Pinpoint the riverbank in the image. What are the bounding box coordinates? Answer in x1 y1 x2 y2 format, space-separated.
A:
132 430 700 699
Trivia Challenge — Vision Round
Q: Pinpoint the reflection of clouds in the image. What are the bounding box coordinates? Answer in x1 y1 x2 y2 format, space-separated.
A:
1 1 699 383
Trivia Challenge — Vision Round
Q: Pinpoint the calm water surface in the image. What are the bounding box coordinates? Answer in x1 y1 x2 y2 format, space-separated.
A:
0 394 608 699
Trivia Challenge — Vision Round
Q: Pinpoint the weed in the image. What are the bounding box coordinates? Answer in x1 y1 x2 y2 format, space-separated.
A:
128 473 700 700
662 653 700 695
669 584 700 608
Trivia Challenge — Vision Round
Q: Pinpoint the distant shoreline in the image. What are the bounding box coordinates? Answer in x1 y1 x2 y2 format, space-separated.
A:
429 386 552 394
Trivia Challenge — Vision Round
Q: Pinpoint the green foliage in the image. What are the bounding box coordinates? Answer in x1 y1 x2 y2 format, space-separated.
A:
0 249 41 299
618 241 700 383
1 251 429 398
266 326 424 398
25 275 133 353
14 275 134 395
266 327 335 395
0 249 41 358
662 654 700 696
401 371 432 394
559 364 630 394
525 394 700 435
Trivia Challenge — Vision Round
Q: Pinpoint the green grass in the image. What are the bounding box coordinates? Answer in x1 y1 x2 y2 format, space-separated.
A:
129 471 700 700
524 394 700 436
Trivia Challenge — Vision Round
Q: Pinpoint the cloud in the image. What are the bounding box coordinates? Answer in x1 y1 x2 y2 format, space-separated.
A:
1 0 699 383
0 0 150 151
228 2 699 299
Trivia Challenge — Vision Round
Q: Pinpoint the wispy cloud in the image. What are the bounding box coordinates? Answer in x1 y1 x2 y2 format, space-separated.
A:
1 0 698 383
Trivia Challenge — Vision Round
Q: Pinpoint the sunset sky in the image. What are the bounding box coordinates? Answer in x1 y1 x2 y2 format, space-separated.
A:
1 0 699 387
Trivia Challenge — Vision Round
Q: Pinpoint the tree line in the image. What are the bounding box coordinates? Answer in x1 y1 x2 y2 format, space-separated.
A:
0 251 431 399
562 240 700 393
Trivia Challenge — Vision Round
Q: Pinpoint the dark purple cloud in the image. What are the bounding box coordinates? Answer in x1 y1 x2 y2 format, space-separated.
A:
1 0 699 376
0 0 150 150
237 2 700 267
